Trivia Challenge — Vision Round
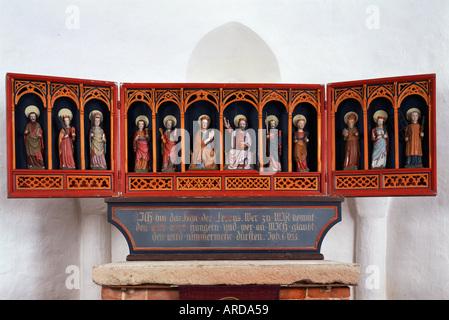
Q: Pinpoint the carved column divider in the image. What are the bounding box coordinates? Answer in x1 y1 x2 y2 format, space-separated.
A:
151 88 157 173
427 79 433 170
46 81 52 170
80 84 86 170
363 84 368 170
393 82 399 169
331 89 336 171
288 89 293 173
123 89 129 173
219 88 224 171
11 79 16 169
317 88 322 173
110 88 115 172
258 88 264 172
180 88 186 172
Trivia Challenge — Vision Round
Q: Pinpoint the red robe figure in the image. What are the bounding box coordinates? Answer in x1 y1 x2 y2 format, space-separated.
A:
160 115 179 172
343 112 360 170
133 116 150 172
58 109 76 169
293 115 309 172
24 105 45 169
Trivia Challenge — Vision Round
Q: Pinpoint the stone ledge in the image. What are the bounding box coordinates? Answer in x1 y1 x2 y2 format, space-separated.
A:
92 260 360 287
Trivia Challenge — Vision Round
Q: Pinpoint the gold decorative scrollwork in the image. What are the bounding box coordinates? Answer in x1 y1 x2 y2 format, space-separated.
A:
261 89 288 106
125 89 153 111
177 177 222 190
397 81 430 106
128 177 173 191
332 87 364 112
335 174 379 190
222 89 259 109
383 173 428 188
274 176 318 191
155 89 182 112
13 80 47 106
16 175 63 190
367 84 394 106
291 90 319 110
67 175 111 189
225 176 270 190
184 89 220 111
83 85 112 107
50 83 80 108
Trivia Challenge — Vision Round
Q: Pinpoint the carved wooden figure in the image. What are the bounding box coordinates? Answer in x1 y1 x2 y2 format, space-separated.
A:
58 108 76 169
160 115 179 172
89 110 107 170
371 110 388 169
342 112 360 170
265 115 281 172
24 105 45 169
404 108 424 168
224 114 252 170
190 115 217 170
133 115 150 172
293 115 309 172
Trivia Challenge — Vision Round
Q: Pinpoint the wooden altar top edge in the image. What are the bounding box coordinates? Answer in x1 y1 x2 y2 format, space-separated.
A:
104 196 345 203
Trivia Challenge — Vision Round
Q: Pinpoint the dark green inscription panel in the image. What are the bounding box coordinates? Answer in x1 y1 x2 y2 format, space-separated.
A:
108 202 341 256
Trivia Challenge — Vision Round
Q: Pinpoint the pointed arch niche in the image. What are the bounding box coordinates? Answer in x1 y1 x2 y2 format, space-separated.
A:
186 22 281 83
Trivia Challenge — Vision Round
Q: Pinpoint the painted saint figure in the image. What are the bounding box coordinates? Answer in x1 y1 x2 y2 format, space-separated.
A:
159 115 179 172
343 112 360 170
404 108 424 168
224 114 252 170
58 108 76 169
89 110 107 170
133 115 151 172
24 105 45 169
371 110 388 169
265 115 281 172
190 115 217 170
293 114 309 172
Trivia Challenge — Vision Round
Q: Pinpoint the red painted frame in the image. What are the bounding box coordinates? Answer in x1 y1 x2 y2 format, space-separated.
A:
119 82 327 198
5 73 436 198
326 74 437 197
6 73 120 198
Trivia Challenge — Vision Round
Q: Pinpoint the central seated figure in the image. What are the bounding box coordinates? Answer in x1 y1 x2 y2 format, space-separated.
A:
189 115 217 170
224 114 253 170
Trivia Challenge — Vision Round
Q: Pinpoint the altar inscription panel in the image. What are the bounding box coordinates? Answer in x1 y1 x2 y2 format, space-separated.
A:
108 202 341 257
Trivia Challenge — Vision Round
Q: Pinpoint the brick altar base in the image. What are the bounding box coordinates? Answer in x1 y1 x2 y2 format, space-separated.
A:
101 284 352 300
93 260 360 300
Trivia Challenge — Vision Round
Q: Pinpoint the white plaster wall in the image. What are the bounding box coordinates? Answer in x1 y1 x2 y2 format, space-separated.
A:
0 0 448 299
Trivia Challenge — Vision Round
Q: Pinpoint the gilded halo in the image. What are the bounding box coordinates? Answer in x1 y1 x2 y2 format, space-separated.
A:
25 105 40 118
265 115 279 128
58 108 73 120
163 115 177 128
135 115 149 127
293 114 307 127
